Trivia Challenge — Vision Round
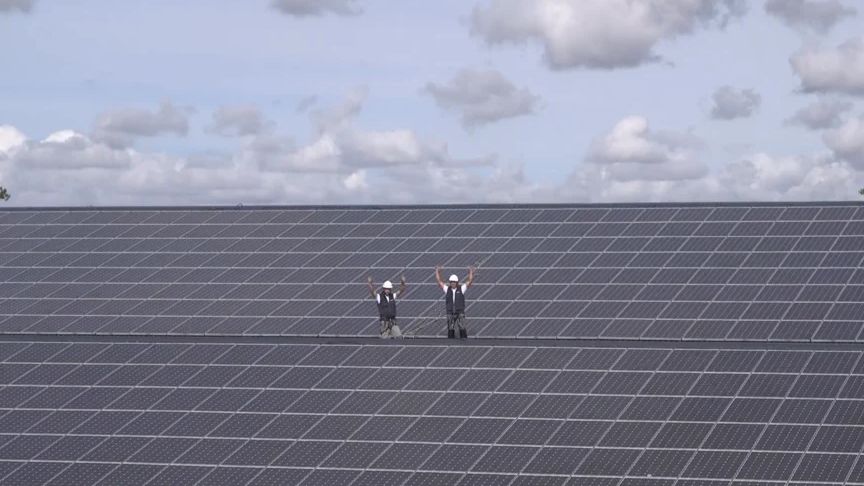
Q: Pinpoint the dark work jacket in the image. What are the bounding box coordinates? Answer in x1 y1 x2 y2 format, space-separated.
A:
377 291 397 320
445 286 465 315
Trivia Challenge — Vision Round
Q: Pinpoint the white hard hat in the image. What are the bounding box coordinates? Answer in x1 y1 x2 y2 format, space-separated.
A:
449 274 459 282
383 280 393 289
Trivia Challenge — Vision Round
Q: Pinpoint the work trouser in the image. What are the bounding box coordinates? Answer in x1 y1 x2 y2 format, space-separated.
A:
446 313 466 332
380 318 401 338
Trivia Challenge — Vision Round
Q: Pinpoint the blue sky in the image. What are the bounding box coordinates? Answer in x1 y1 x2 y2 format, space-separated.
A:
1 0 863 206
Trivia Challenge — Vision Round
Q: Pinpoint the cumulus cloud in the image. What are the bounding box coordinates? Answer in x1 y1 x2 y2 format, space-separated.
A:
207 105 271 137
5 104 864 207
471 0 746 70
13 131 131 170
791 37 864 95
271 0 361 17
786 98 853 129
0 0 34 13
342 170 368 191
573 115 862 203
709 86 762 120
567 149 859 203
311 87 367 132
425 69 540 127
586 116 708 182
0 89 519 206
276 90 497 172
93 101 190 148
765 0 856 33
824 117 864 167
0 125 26 154
718 153 858 200
0 127 337 206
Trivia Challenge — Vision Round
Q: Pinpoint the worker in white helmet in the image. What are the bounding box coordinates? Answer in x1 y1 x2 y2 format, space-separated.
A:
367 275 406 338
435 265 475 339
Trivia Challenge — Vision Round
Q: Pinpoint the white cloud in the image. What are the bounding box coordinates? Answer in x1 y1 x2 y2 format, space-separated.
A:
287 88 498 172
93 101 190 148
235 133 296 172
824 117 864 167
586 116 708 182
0 91 515 206
207 105 271 137
0 127 341 206
229 91 472 175
765 0 856 33
562 115 863 203
717 153 858 200
284 134 342 172
786 98 853 129
0 0 34 13
0 125 26 154
311 87 367 131
14 130 132 170
471 0 746 70
4 106 863 207
425 69 540 127
709 86 761 120
567 150 859 203
791 37 864 95
342 130 424 166
271 0 360 17
563 170 721 202
343 170 368 191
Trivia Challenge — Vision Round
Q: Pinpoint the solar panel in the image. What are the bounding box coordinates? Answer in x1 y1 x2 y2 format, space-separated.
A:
4 203 864 483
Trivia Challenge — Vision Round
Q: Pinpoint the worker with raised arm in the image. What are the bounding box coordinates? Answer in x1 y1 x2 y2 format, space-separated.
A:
435 265 475 339
367 275 406 338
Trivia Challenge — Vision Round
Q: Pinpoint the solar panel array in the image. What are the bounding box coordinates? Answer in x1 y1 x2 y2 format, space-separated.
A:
3 341 864 485
2 203 864 340
3 202 864 485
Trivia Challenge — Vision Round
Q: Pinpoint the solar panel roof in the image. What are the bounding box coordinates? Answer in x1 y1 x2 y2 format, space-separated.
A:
2 202 864 484
2 202 864 341
1 340 864 485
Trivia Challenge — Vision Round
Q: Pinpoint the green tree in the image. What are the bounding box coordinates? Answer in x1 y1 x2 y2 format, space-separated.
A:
0 186 8 201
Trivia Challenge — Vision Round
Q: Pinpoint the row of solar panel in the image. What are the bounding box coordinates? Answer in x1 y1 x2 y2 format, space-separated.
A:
2 424 864 479
7 282 864 302
4 278 864 301
7 229 864 251
1 425 864 465
0 221 864 247
3 341 864 484
5 217 864 239
7 246 864 268
3 231 864 249
3 385 864 478
0 449 860 485
4 405 864 446
4 370 864 403
2 399 864 470
4 252 862 283
2 339 864 381
3 287 864 308
1 310 864 337
4 265 864 288
2 338 863 375
4 315 863 342
3 342 862 371
9 280 864 298
4 293 864 318
3 205 864 225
